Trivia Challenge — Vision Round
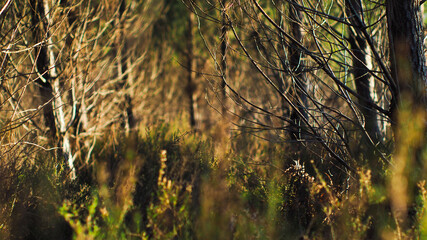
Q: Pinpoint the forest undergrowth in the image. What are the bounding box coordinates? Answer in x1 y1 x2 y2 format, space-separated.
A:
0 114 426 239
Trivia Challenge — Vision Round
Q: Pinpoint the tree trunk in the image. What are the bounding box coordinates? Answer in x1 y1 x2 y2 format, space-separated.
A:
220 0 228 116
187 9 196 129
346 0 381 144
31 0 56 140
276 3 289 118
386 0 427 228
288 0 307 141
116 0 136 134
387 0 426 113
32 0 76 179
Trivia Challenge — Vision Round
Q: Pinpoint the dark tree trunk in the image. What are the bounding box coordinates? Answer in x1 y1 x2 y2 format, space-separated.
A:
346 0 381 144
386 0 427 229
288 0 307 141
187 9 196 129
31 0 57 140
387 0 426 117
32 0 77 179
116 0 136 133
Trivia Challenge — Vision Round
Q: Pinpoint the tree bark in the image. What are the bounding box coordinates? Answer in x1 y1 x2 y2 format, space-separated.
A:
31 0 56 140
346 0 381 144
288 0 307 141
387 0 426 117
32 0 76 179
386 0 427 228
187 9 196 129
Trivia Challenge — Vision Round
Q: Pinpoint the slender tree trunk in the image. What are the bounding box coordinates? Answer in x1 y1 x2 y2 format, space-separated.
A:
31 0 56 140
60 0 81 133
288 0 307 140
276 3 288 118
46 3 76 179
346 0 381 144
116 0 136 134
32 0 76 179
187 9 196 129
220 0 228 116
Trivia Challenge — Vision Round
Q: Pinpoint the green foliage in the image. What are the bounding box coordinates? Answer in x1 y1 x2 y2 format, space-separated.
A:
57 125 209 239
0 152 72 239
